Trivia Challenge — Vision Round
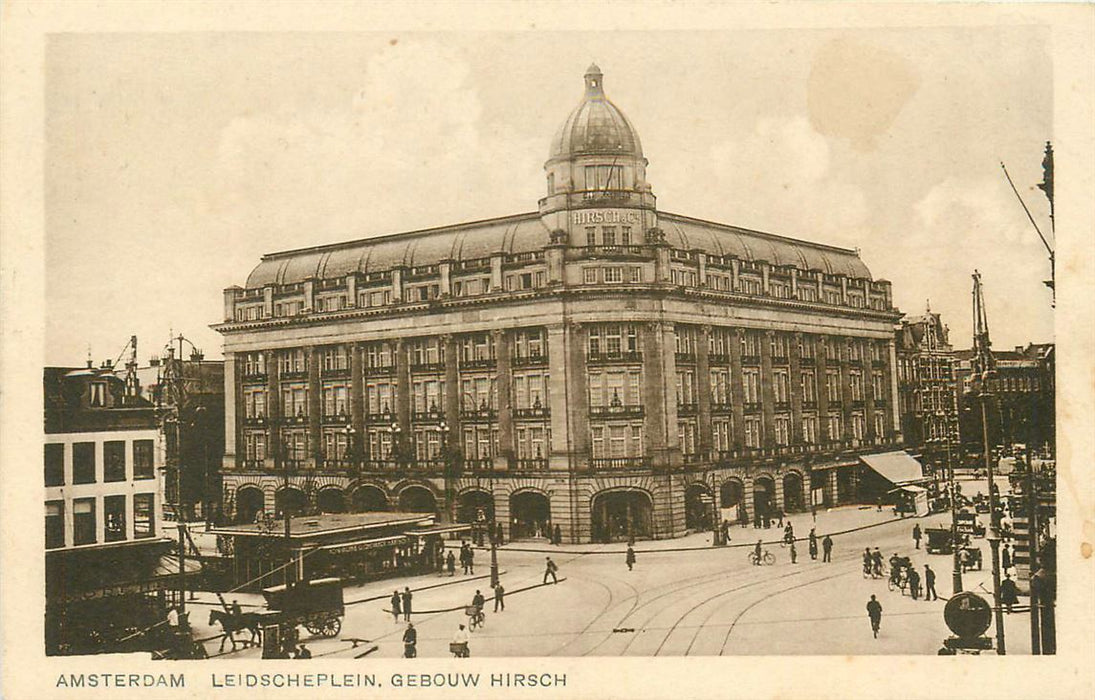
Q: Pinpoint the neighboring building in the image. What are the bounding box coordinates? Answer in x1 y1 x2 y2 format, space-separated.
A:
125 345 226 523
213 65 904 543
44 362 177 655
894 308 960 480
954 342 1055 458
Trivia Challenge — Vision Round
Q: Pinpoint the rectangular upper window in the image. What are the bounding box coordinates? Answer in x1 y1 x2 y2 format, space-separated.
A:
104 440 126 482
45 443 64 487
72 442 96 484
133 440 155 479
104 494 127 542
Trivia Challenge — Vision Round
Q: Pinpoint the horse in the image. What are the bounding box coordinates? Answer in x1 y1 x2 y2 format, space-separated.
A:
208 609 262 653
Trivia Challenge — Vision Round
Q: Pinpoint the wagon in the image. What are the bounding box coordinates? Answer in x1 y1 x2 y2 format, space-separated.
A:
262 577 345 638
923 527 983 570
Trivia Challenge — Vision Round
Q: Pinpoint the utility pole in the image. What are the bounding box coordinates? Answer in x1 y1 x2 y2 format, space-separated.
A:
970 270 1006 655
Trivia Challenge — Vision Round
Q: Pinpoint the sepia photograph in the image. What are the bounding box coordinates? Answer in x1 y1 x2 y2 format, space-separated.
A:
3 2 1093 699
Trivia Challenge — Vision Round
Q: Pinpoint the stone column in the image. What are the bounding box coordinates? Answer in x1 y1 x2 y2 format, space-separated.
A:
760 330 776 446
546 324 575 471
346 274 357 307
789 333 804 444
308 347 322 464
391 268 403 303
642 321 679 469
395 339 412 440
886 338 900 440
816 337 830 443
863 344 877 444
303 279 315 313
696 326 713 455
223 352 239 469
267 350 281 469
439 261 452 296
263 286 274 318
729 327 746 448
443 335 461 454
562 323 590 469
494 329 515 468
840 338 854 442
490 253 504 291
350 343 365 461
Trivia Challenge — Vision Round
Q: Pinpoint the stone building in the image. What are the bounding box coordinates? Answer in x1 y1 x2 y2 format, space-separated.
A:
894 307 960 479
214 65 904 543
44 362 172 654
954 342 1055 458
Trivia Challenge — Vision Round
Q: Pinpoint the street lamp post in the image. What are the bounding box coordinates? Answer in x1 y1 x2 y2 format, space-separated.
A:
935 410 963 595
979 392 1007 655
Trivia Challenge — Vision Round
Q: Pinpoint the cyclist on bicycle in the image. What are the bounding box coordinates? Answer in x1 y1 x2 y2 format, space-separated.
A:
863 548 873 577
754 540 763 566
472 590 485 612
783 523 794 546
871 548 884 577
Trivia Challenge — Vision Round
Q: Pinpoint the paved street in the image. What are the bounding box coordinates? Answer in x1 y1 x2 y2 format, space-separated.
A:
189 484 1030 659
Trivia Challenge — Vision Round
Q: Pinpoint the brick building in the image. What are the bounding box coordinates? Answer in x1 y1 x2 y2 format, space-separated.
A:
214 65 904 543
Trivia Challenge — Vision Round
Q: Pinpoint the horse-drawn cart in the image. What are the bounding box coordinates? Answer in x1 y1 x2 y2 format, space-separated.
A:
262 577 345 639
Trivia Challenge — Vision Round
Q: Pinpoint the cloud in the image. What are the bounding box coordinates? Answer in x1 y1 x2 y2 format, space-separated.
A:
657 115 869 247
205 40 541 250
886 176 1053 348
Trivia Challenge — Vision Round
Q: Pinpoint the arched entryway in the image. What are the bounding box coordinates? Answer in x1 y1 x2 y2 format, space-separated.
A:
782 472 805 512
685 483 713 531
457 489 494 524
510 490 551 540
351 485 389 512
591 489 653 543
398 485 437 514
234 486 265 524
316 487 347 513
275 487 306 518
720 478 746 525
752 476 775 522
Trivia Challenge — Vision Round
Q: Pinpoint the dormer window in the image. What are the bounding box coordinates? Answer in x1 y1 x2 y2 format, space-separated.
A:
90 381 107 407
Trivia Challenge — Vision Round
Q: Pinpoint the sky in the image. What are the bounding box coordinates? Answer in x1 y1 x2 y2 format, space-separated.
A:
44 28 1055 366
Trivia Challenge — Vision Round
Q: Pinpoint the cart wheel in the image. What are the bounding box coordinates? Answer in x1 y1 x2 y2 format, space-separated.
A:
322 617 341 637
304 622 321 636
763 551 775 565
887 578 896 591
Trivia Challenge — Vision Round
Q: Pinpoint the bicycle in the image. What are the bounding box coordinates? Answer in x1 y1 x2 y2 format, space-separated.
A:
887 567 909 593
466 604 485 631
748 549 776 566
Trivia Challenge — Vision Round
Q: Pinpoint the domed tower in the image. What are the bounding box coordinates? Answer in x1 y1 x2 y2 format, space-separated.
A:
540 65 658 244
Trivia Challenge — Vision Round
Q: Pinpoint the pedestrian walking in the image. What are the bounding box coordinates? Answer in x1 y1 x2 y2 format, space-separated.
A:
777 510 784 528
543 556 559 584
923 564 938 601
446 550 456 576
493 583 505 612
866 595 883 638
1002 544 1012 571
720 519 731 544
808 528 818 560
822 534 833 562
790 541 798 564
554 524 562 546
496 522 505 546
402 623 417 658
1000 574 1020 613
863 548 873 577
390 590 402 623
907 567 921 600
626 546 636 571
467 546 475 575
912 523 922 550
460 542 470 575
401 587 413 622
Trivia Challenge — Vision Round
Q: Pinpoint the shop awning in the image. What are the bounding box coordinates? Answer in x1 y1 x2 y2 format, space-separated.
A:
316 535 409 555
887 484 928 494
404 524 473 538
859 451 926 485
